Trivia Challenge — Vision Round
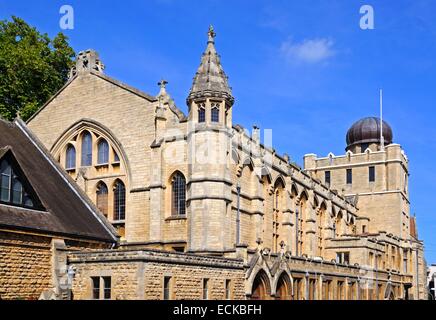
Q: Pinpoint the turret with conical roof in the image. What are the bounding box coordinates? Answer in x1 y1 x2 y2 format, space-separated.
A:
187 26 234 127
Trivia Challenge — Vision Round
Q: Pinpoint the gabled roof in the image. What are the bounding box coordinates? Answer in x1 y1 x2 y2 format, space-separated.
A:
26 70 158 124
0 118 118 243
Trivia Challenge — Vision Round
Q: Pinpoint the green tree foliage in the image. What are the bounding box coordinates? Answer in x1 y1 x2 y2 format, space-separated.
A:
0 16 75 121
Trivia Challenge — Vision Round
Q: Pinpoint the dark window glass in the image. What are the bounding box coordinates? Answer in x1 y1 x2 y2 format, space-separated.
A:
202 279 209 300
172 173 186 216
344 252 350 264
11 176 22 204
92 277 100 299
81 132 92 166
23 193 33 207
65 145 76 169
113 151 120 163
103 277 111 300
225 280 231 300
198 105 206 123
0 158 36 209
96 182 108 217
361 143 369 152
346 169 352 184
211 105 219 122
369 166 375 182
97 139 109 164
325 171 331 186
163 276 171 300
114 180 126 220
0 159 11 202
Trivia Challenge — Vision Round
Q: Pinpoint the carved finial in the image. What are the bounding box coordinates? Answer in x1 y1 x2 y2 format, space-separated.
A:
207 25 216 43
158 79 168 96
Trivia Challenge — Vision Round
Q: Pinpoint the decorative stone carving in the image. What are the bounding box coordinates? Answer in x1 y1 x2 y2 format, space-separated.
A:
69 49 105 78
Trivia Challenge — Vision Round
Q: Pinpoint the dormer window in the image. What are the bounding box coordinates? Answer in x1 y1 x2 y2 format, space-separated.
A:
0 157 39 209
198 103 206 123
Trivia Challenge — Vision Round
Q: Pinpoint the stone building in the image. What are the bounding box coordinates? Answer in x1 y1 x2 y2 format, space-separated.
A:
0 117 117 300
26 26 427 300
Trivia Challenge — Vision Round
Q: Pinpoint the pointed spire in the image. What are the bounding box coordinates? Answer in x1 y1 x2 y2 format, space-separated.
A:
187 26 234 106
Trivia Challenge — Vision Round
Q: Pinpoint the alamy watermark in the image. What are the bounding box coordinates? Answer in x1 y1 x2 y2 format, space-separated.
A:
59 5 74 30
360 4 375 30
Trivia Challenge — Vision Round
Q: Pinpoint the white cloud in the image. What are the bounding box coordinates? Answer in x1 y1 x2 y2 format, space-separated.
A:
280 38 336 64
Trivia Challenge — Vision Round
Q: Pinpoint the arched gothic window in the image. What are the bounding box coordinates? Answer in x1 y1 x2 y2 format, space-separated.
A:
81 131 92 166
211 103 219 122
114 180 126 220
171 172 186 216
65 144 76 169
96 181 108 217
97 139 109 164
198 103 206 123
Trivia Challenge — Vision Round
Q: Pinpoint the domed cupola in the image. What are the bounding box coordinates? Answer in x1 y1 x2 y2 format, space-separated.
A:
346 117 393 152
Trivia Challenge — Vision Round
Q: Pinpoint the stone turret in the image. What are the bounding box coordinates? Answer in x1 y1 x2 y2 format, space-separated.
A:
187 26 234 127
186 26 234 253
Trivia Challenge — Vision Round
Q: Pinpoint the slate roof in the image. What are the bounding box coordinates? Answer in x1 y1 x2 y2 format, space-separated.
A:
0 118 118 243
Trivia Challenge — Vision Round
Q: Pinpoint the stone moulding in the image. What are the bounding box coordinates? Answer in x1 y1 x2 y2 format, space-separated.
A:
67 249 244 269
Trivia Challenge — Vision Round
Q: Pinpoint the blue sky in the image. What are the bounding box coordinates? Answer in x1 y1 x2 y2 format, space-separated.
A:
1 0 435 262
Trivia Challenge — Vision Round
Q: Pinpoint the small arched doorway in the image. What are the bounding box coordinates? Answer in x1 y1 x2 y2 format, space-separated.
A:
275 272 292 300
251 270 271 300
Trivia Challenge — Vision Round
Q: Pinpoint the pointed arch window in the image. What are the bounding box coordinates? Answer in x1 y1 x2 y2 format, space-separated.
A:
198 103 206 123
65 144 76 170
211 103 219 122
171 172 186 216
97 139 109 164
114 180 126 220
113 150 120 163
81 131 92 166
96 182 108 217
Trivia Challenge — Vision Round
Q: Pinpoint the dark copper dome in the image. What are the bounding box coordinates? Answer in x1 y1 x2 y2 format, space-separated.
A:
346 117 393 150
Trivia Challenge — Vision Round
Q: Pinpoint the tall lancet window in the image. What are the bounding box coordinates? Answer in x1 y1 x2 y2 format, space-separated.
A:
198 103 206 123
96 181 108 217
171 172 186 216
97 139 109 164
114 180 126 220
81 131 92 166
211 103 219 122
65 144 76 170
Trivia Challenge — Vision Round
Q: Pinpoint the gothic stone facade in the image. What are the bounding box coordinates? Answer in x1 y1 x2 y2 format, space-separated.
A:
27 27 426 300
